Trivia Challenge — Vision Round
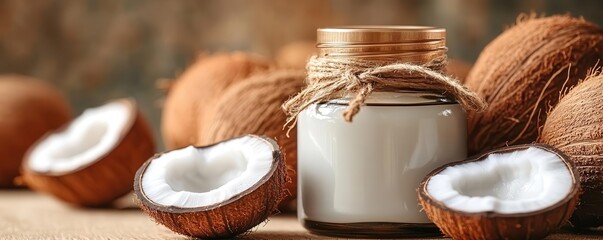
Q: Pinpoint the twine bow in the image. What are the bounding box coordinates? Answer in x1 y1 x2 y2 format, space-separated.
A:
282 55 486 134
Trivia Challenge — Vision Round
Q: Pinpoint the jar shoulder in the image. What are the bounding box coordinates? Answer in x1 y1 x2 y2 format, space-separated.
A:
328 91 456 105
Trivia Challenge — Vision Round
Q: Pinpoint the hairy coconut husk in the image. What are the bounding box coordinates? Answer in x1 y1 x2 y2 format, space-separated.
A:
22 99 155 207
134 136 287 238
275 41 316 69
161 52 272 149
540 73 603 228
466 15 603 155
419 144 580 240
199 70 305 211
0 75 72 188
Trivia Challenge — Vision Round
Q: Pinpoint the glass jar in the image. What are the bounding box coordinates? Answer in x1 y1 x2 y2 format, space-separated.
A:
297 26 467 238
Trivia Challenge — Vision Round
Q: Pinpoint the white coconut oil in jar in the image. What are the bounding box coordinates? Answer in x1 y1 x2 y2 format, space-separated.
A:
295 26 469 238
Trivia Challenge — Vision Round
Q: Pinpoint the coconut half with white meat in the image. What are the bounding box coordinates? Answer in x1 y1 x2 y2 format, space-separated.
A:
134 135 286 238
418 144 580 240
21 99 155 207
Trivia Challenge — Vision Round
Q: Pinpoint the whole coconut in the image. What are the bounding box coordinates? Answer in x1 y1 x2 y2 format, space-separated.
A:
161 53 272 149
199 70 305 210
466 15 603 155
275 41 316 69
540 73 603 228
0 75 72 187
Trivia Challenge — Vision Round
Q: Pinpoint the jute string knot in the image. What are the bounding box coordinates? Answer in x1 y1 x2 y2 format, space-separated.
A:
282 55 487 134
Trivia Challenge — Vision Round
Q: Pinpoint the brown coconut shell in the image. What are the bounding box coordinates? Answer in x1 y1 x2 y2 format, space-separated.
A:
21 99 155 207
134 135 287 238
161 52 272 149
540 74 603 228
418 144 580 240
0 75 72 188
275 41 316 69
199 70 305 210
465 15 603 155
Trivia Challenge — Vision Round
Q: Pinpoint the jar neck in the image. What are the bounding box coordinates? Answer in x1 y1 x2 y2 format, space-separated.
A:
318 44 447 65
325 90 457 106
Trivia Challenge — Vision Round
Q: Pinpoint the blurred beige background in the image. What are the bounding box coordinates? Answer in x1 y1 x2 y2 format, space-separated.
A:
1 0 601 149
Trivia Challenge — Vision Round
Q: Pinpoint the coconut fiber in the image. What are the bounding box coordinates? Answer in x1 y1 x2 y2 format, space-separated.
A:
466 15 603 155
540 72 603 228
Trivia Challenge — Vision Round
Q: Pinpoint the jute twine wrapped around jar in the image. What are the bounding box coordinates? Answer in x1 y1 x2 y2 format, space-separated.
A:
282 55 486 133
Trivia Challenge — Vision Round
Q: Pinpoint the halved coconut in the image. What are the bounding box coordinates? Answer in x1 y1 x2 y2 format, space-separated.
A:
418 144 580 240
134 135 286 238
21 99 155 207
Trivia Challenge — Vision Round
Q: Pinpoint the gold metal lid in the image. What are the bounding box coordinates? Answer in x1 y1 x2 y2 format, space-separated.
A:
317 26 446 62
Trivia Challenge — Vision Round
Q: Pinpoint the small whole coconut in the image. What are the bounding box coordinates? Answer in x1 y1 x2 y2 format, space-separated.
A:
199 70 305 210
540 73 603 228
0 75 72 187
466 15 603 155
275 41 316 69
161 52 272 149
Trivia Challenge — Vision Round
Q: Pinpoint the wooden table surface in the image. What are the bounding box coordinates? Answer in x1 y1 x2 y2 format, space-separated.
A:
0 190 601 240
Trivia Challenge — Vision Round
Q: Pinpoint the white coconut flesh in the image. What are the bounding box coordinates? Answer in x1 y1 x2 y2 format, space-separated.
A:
141 136 274 208
28 102 130 173
426 147 573 214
